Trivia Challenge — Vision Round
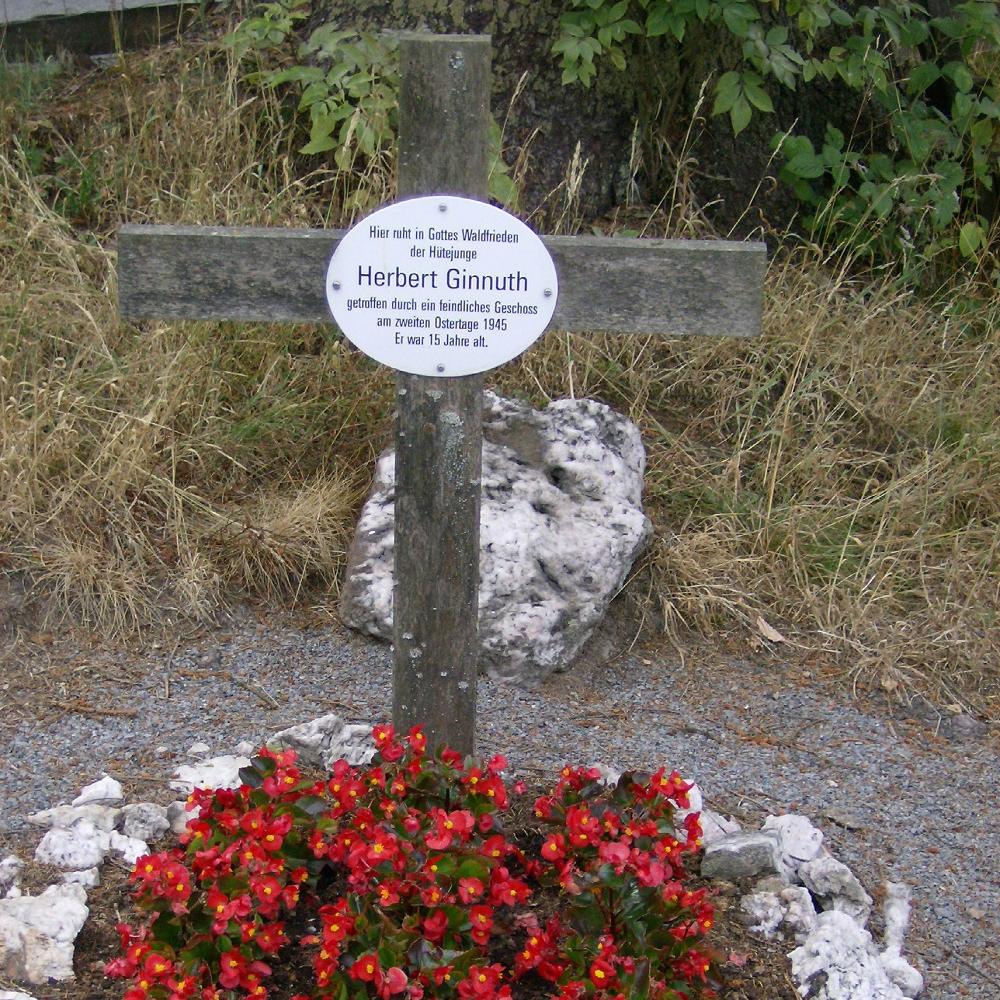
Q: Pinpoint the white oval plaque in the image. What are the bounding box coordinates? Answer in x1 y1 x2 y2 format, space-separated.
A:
326 195 558 377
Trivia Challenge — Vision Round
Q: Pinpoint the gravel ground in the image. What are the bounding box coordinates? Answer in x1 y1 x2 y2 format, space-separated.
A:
1 607 998 999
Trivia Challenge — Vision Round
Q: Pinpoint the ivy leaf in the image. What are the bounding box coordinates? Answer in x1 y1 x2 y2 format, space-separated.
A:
722 2 756 37
265 64 324 87
958 221 984 257
646 8 674 38
907 61 941 96
784 149 825 179
712 71 741 114
730 94 752 135
301 133 339 155
970 118 993 147
943 61 974 94
744 78 774 113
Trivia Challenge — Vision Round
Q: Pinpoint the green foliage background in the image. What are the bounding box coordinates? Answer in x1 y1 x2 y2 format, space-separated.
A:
226 0 999 290
556 0 999 286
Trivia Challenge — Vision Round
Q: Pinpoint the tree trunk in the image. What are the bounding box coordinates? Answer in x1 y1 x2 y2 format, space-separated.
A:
307 0 640 225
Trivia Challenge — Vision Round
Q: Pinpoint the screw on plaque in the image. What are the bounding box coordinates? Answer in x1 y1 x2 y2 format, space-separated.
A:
331 280 341 290
544 288 552 297
438 203 447 212
436 364 445 373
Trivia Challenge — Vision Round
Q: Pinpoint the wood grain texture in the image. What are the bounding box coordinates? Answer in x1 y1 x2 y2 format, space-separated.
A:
118 226 766 337
392 377 483 756
391 35 492 756
1 0 184 24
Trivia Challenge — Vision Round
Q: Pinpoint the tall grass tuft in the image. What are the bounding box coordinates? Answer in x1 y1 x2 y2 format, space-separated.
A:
1 45 394 634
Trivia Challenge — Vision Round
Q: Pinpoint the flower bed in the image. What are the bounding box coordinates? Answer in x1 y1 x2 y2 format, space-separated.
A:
107 725 718 1000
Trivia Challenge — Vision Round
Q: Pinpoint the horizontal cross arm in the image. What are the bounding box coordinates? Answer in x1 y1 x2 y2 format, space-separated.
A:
118 224 765 338
1 0 186 25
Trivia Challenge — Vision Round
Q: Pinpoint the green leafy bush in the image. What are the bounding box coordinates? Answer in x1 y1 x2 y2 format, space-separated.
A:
106 725 718 1000
555 0 1000 284
224 1 518 211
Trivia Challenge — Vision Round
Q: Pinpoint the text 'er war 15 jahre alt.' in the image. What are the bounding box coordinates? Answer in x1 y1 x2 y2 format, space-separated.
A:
326 195 558 377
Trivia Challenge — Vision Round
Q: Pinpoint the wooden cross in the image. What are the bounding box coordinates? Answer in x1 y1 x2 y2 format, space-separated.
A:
118 34 765 756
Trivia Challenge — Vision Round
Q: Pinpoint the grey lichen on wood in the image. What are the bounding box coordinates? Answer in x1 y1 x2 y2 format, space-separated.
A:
118 226 766 337
391 35 491 756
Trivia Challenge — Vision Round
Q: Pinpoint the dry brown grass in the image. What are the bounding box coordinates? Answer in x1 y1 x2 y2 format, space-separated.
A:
1 37 997 717
1 43 395 635
498 253 1000 716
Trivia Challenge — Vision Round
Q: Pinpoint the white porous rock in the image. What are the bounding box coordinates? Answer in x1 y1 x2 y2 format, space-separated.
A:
698 810 743 846
339 393 653 683
0 856 23 897
170 754 251 797
34 820 110 871
879 882 923 998
26 803 121 832
701 831 784 881
0 883 89 984
109 831 149 866
762 814 825 877
590 762 623 787
1 990 39 999
61 867 101 888
781 885 820 942
799 855 873 926
790 910 909 999
167 800 196 836
741 890 784 938
187 741 211 756
672 782 741 846
235 740 257 757
741 884 817 943
122 802 170 842
71 774 124 807
269 715 375 769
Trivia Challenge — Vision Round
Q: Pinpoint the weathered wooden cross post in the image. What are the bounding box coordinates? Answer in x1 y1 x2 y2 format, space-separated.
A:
118 33 765 757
